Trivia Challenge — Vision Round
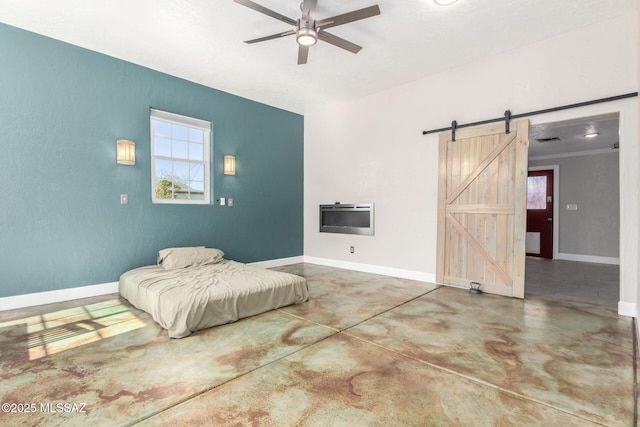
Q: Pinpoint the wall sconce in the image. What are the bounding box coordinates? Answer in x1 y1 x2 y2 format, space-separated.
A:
117 139 135 165
224 155 236 175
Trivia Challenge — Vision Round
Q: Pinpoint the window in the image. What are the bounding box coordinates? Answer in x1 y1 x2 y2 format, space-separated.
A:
526 176 547 210
150 109 211 204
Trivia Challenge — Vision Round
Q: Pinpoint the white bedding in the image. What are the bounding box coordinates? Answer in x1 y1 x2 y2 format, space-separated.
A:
119 260 309 338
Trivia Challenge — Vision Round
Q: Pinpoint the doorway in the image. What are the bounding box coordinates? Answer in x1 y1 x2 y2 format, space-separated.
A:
434 112 622 308
525 113 620 307
526 169 554 259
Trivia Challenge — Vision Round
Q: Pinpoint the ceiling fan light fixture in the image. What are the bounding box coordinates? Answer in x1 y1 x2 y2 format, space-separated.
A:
234 0 381 64
296 27 317 46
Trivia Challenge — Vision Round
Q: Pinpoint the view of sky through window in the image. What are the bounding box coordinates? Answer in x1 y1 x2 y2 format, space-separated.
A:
152 118 208 201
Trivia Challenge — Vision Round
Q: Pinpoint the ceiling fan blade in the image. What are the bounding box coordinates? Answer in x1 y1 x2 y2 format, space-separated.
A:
316 5 381 30
297 45 309 65
301 0 317 20
318 31 362 54
233 0 296 26
244 30 296 44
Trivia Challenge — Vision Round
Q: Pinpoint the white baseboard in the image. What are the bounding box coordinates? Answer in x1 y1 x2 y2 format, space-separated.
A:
4 255 629 319
557 253 620 265
0 282 119 312
303 256 436 283
249 256 304 269
618 301 638 318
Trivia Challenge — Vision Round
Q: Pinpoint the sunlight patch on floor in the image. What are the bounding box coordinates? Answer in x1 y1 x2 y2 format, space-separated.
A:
0 299 145 360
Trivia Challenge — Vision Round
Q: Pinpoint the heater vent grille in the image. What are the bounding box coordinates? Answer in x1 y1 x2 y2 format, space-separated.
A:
535 137 562 143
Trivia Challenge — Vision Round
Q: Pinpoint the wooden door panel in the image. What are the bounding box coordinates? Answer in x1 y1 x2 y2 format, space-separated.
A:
448 213 512 285
447 133 513 204
437 121 529 298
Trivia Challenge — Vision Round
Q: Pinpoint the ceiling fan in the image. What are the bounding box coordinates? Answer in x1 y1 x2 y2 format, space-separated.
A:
234 0 381 65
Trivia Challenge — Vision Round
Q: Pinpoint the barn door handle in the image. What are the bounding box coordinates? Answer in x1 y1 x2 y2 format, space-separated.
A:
545 218 553 222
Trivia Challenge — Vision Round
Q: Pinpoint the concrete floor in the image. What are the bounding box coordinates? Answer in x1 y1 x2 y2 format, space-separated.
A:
0 263 634 426
525 257 620 308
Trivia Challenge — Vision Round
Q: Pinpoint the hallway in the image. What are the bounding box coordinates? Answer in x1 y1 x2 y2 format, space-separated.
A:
525 257 619 308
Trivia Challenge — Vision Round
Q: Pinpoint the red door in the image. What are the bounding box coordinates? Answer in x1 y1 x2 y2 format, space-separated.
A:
526 169 554 259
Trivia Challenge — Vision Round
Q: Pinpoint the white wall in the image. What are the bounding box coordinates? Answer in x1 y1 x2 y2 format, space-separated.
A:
529 152 620 260
304 13 639 314
636 1 640 316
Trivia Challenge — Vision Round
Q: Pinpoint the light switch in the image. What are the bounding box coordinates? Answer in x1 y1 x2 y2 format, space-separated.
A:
566 204 578 211
220 197 226 206
228 198 233 207
120 194 128 205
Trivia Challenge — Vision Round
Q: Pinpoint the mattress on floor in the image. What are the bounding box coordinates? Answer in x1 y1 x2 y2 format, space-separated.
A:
119 260 309 338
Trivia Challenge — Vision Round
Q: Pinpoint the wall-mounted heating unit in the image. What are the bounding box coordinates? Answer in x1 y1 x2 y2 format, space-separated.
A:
319 203 374 236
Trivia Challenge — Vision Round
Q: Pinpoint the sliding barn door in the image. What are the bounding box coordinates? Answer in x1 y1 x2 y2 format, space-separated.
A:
436 120 529 298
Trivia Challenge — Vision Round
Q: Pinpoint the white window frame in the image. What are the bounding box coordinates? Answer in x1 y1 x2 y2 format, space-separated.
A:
150 109 212 205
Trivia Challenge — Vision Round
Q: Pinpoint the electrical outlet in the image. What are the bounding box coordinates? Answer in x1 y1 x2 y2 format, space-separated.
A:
350 246 354 254
120 194 128 205
228 198 233 207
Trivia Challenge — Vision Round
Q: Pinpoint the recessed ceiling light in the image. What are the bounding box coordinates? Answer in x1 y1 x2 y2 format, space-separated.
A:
585 132 600 138
434 0 459 5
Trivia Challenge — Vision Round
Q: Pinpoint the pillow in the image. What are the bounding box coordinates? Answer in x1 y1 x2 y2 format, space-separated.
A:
157 247 225 269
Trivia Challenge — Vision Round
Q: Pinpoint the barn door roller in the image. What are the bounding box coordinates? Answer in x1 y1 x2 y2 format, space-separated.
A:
504 110 511 134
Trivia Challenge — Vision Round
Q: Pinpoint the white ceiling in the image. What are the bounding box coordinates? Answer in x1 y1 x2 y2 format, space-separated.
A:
0 0 635 114
529 113 619 158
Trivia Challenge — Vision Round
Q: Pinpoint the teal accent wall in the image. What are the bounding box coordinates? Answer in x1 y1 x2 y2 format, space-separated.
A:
0 23 304 298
